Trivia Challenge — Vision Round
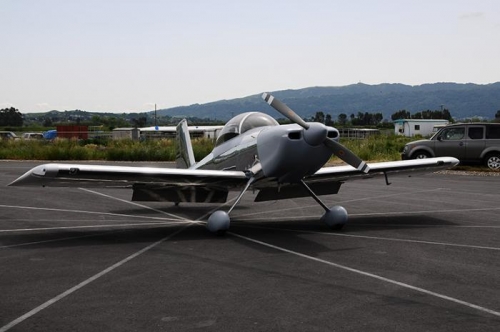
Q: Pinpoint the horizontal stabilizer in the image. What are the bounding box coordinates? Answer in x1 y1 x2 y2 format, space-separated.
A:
132 185 228 203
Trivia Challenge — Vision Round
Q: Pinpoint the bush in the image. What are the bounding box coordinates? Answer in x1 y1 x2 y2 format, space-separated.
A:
336 135 413 162
1 135 411 163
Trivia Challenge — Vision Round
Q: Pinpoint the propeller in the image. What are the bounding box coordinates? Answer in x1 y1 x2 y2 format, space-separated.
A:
262 92 310 130
262 92 370 173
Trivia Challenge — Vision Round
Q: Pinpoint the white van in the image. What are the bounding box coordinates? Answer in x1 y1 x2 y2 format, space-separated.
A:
22 132 44 140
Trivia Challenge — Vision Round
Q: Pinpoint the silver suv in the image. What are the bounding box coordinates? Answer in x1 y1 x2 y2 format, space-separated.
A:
402 123 500 170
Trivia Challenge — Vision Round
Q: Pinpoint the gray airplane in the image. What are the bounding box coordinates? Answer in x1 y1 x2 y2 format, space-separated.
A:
9 93 459 234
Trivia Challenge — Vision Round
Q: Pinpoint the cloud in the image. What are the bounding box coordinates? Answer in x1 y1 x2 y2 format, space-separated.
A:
143 102 158 110
459 12 485 20
0 102 15 109
36 103 50 109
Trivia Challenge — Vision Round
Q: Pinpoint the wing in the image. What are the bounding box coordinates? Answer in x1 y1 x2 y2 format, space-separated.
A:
307 157 459 183
9 163 249 203
252 157 459 202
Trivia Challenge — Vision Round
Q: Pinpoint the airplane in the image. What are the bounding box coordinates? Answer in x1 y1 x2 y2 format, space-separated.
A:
9 93 459 234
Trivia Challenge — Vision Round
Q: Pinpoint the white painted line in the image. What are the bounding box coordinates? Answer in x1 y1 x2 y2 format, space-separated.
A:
233 224 500 251
0 222 185 234
228 231 500 318
0 225 190 332
232 214 500 227
234 206 500 220
352 224 500 228
0 204 179 221
322 232 500 251
79 188 187 221
0 188 235 331
233 188 446 219
0 231 118 249
349 206 500 217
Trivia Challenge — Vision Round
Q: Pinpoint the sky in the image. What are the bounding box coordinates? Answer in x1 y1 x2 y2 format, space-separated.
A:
1 0 499 113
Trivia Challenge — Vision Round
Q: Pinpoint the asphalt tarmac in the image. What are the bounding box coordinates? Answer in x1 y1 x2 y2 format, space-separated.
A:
1 161 499 331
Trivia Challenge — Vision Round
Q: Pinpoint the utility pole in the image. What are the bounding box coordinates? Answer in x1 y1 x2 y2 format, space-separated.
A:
155 104 158 130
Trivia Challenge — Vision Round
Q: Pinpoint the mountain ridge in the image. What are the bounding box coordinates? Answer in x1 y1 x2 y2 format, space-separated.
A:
157 82 500 121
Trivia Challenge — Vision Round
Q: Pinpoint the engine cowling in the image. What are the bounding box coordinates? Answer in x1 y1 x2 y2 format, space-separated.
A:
256 123 339 183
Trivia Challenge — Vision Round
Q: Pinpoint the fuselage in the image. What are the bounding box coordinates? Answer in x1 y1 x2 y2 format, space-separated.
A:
194 112 340 184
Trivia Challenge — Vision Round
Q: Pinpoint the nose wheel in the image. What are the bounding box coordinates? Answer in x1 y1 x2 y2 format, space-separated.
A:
300 180 349 230
320 205 348 230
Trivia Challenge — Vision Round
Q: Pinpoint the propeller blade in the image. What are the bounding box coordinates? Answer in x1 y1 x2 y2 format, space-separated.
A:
324 139 370 173
262 93 310 129
261 92 370 173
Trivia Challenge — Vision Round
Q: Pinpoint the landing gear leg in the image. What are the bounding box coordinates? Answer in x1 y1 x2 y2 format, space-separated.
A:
207 177 256 234
300 180 348 230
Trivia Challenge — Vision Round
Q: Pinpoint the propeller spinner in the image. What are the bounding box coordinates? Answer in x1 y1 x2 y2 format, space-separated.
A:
262 92 370 173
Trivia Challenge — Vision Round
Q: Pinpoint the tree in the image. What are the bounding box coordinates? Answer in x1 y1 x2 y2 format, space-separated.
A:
413 112 422 119
442 109 453 121
325 114 333 126
0 107 23 126
337 113 347 126
313 111 325 123
132 117 147 128
391 110 411 121
43 117 53 127
495 110 500 119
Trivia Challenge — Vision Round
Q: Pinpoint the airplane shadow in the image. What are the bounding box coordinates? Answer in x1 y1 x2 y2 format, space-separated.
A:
1 214 458 259
231 214 457 233
111 204 253 218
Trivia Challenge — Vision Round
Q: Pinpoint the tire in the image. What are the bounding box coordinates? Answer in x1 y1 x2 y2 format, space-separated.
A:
484 153 500 170
412 151 431 159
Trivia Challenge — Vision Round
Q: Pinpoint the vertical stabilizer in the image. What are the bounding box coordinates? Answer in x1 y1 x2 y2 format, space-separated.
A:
175 119 196 169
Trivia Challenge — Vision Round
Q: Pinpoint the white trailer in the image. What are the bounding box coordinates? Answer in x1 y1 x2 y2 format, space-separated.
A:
394 119 449 137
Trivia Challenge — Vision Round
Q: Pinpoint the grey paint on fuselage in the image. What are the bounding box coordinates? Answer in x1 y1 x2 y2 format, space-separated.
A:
194 126 264 172
195 122 336 184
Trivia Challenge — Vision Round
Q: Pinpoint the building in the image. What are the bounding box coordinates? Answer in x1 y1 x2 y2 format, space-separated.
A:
139 125 223 140
112 128 140 140
112 125 223 140
338 128 380 139
393 119 450 137
56 125 88 139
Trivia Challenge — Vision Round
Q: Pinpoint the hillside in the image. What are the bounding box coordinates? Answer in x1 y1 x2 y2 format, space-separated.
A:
157 82 500 121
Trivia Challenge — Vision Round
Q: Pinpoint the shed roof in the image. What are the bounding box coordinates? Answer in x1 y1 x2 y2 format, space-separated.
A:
393 119 449 124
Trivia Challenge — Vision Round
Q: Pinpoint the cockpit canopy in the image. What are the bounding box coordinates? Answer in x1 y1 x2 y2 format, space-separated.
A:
215 112 279 146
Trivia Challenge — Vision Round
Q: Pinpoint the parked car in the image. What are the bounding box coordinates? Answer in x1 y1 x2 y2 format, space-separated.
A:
401 123 500 170
22 132 44 140
0 131 19 140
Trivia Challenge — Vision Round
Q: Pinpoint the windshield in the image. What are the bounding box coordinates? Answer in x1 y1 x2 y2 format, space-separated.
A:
215 112 278 146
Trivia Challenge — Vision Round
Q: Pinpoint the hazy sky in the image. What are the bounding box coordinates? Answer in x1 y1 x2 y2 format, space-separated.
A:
1 0 499 113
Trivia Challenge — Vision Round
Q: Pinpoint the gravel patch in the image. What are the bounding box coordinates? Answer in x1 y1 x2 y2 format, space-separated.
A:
437 170 500 176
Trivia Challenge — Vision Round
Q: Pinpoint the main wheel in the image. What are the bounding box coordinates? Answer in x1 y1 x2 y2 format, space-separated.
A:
485 153 500 170
207 211 230 234
412 150 431 159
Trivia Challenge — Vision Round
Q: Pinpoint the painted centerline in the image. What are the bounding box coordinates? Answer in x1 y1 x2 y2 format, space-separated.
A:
228 231 500 318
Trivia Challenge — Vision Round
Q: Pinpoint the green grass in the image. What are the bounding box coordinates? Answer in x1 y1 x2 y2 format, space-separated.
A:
333 135 414 162
0 135 495 171
0 138 213 162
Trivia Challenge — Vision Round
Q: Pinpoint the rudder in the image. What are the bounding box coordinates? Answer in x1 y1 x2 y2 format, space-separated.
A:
175 119 196 169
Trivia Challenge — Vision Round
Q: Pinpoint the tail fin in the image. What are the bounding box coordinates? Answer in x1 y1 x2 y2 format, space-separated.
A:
175 119 196 169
